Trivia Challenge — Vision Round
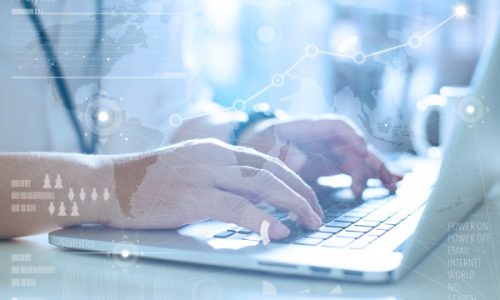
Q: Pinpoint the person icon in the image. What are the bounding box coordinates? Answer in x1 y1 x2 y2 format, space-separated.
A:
79 188 86 202
68 188 75 201
57 202 67 217
91 188 98 202
103 188 110 202
54 174 63 189
48 202 55 217
70 202 80 217
42 174 52 189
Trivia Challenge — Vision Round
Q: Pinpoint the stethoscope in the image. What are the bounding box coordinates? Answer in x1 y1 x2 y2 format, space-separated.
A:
23 0 104 154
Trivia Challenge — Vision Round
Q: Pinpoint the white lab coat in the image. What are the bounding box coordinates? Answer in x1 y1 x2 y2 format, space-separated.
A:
0 0 196 154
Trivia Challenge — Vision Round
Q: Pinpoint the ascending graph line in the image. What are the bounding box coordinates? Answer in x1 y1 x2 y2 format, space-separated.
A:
420 14 456 39
366 42 410 58
317 50 353 58
170 9 466 127
244 83 274 104
12 4 466 128
283 55 309 76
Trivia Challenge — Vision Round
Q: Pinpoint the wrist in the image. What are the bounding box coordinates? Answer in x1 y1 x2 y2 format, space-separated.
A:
230 110 279 146
236 118 277 149
80 156 116 225
171 111 247 145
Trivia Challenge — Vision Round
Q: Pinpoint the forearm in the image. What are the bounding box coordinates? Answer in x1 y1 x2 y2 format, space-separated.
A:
170 103 282 152
171 106 247 144
0 153 114 239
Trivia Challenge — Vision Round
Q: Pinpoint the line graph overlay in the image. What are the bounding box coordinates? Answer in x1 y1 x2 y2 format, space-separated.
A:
174 7 467 126
12 4 468 127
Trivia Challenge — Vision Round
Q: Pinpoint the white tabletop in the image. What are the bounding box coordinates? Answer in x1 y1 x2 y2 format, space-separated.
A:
2 197 500 300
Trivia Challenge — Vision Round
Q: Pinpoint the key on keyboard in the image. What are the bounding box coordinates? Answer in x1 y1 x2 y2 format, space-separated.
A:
294 238 323 246
324 221 351 228
322 236 355 248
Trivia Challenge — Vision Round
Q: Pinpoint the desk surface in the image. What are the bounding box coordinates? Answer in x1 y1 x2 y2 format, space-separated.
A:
2 198 500 300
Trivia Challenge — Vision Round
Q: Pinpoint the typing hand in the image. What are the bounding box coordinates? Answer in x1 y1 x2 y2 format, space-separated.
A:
238 115 403 198
105 139 323 240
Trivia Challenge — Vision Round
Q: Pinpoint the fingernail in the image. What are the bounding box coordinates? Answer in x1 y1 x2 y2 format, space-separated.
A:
269 222 290 240
310 213 323 229
318 209 325 220
315 214 323 227
352 186 363 199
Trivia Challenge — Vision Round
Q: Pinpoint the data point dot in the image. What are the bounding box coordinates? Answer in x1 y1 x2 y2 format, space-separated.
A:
456 96 485 124
169 114 183 127
352 51 367 65
305 44 319 57
409 35 423 48
271 74 285 87
454 5 468 18
232 99 246 112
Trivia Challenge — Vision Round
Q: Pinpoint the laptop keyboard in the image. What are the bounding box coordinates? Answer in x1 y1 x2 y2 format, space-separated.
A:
214 159 439 249
212 180 431 250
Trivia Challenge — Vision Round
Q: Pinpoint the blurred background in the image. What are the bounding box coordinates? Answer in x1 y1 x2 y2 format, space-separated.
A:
4 0 498 154
184 0 499 152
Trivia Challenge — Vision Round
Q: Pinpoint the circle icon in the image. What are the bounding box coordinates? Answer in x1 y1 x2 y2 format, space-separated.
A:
82 95 125 136
169 114 183 127
257 24 277 44
97 111 110 123
305 44 319 57
454 5 468 18
408 35 423 48
271 74 285 87
120 249 130 258
351 51 367 65
191 279 223 300
456 96 485 124
232 99 246 112
110 241 139 269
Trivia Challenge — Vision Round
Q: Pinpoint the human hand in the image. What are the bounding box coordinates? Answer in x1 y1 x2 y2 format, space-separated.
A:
104 139 323 240
238 115 403 198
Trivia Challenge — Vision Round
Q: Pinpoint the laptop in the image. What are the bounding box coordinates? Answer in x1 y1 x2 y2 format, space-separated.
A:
48 28 500 283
